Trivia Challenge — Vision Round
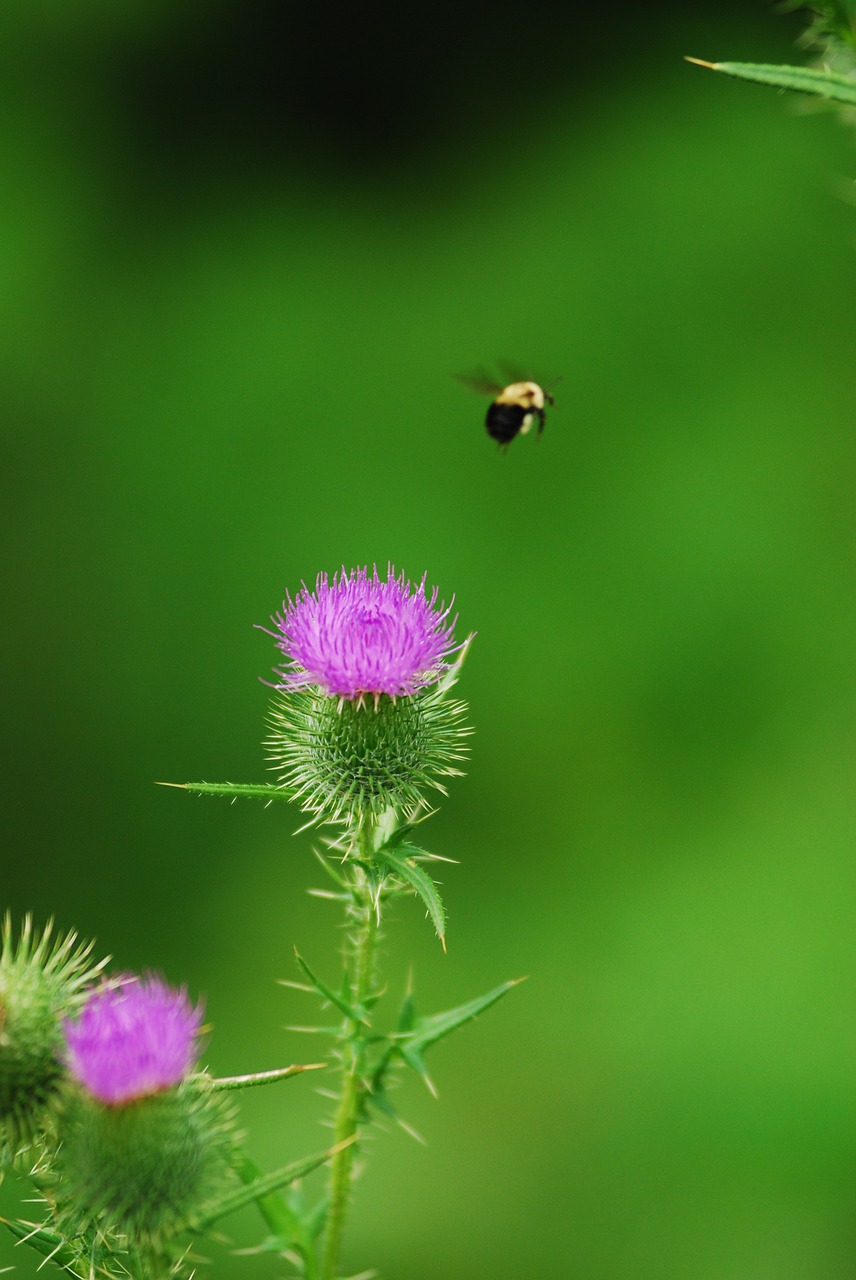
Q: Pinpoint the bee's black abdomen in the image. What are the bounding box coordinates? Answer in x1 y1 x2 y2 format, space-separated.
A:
486 402 526 445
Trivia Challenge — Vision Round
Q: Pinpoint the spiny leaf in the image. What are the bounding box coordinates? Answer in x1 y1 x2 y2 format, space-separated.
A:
685 57 856 105
1 1218 79 1270
0 1218 124 1278
396 986 417 1035
294 950 370 1025
156 780 294 802
364 1085 426 1144
395 978 524 1059
196 1140 353 1229
231 1156 314 1265
398 1042 434 1093
374 843 447 947
369 985 417 1098
375 819 423 852
287 1023 343 1035
210 1063 326 1091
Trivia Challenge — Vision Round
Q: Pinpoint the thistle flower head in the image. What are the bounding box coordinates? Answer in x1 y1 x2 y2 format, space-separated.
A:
63 976 202 1106
55 975 238 1251
0 915 106 1156
268 565 461 700
263 565 472 826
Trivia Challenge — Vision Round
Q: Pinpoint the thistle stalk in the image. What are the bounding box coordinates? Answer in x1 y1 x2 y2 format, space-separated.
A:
320 818 379 1280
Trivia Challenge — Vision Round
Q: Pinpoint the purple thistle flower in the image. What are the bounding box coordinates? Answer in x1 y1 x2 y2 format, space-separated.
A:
63 976 202 1106
266 565 462 701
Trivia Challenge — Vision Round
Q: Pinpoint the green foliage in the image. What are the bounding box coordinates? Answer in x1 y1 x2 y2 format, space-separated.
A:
777 0 856 51
690 1 856 112
3 1141 342 1280
196 1146 347 1231
687 57 856 104
0 918 105 1157
157 781 293 803
370 979 523 1104
157 716 500 1279
228 1156 319 1270
209 1065 325 1092
0 1216 131 1279
373 841 447 947
294 951 371 1026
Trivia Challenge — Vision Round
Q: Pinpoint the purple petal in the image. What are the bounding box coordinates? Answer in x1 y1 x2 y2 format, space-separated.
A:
267 565 461 700
63 975 202 1106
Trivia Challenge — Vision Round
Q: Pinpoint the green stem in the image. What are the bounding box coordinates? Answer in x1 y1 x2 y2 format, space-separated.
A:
320 819 379 1280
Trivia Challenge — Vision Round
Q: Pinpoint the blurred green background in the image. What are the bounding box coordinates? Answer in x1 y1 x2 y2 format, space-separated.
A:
2 2 855 1277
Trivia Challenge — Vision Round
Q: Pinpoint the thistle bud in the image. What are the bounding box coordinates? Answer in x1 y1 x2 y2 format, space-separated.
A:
55 976 238 1247
0 916 104 1157
262 565 472 826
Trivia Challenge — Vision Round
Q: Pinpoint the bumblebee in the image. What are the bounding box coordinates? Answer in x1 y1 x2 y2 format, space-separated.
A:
458 370 559 446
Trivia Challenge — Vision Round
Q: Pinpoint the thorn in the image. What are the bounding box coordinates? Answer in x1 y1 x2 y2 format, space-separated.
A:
328 1132 359 1158
397 1116 427 1146
37 1240 65 1269
154 781 188 789
684 56 718 69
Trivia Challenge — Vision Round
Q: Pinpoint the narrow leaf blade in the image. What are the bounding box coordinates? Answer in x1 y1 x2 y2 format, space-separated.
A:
1 1219 76 1267
375 843 446 946
156 781 293 802
196 1141 352 1228
210 1063 326 1091
686 57 856 106
294 950 369 1025
232 1156 312 1260
397 978 524 1056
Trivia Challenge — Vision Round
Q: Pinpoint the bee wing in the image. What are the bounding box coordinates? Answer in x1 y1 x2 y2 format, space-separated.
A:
456 370 502 396
497 359 529 385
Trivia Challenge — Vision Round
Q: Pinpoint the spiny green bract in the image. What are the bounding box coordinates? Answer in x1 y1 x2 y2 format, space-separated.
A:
0 916 105 1158
53 1074 241 1251
266 685 470 825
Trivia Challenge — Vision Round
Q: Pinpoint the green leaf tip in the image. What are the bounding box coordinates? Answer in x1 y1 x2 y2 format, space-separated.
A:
685 57 856 106
210 1063 327 1091
374 837 448 947
388 975 526 1096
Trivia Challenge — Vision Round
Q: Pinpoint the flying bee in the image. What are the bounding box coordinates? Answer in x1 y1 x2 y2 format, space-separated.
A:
458 368 560 447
